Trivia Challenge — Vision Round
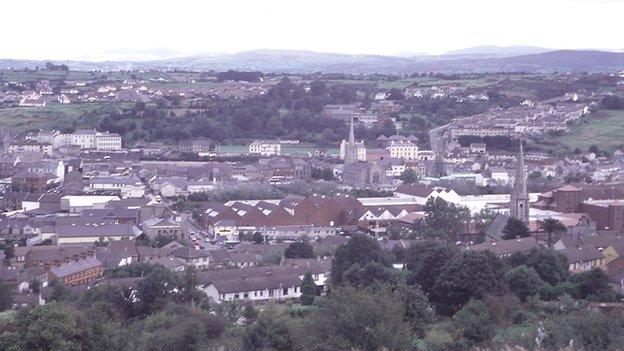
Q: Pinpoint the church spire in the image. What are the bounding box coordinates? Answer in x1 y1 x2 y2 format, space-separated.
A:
510 137 530 223
348 115 355 144
517 139 527 194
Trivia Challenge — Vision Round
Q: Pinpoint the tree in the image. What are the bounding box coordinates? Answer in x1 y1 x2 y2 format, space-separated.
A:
399 169 419 184
331 234 389 285
454 300 495 344
387 88 405 101
501 218 530 240
343 262 397 287
178 266 206 305
136 266 181 316
572 268 616 301
0 279 13 311
540 218 566 247
504 265 546 302
284 241 315 259
136 304 206 351
423 197 471 241
434 251 505 314
525 247 569 285
300 273 316 305
251 232 264 244
15 303 93 351
301 285 413 351
396 283 434 337
243 305 295 351
405 241 460 300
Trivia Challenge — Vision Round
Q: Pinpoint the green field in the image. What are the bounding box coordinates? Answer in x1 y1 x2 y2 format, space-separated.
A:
0 103 132 132
532 110 624 154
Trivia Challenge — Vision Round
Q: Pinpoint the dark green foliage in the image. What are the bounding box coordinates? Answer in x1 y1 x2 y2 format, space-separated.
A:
502 217 530 239
284 241 315 259
423 197 471 241
543 310 624 351
301 285 413 351
406 241 460 299
525 247 569 285
331 234 389 285
342 261 397 287
399 168 419 183
601 95 624 110
454 300 495 344
571 268 617 301
0 280 12 311
505 265 546 301
103 262 163 278
243 306 296 351
136 304 207 351
434 251 505 314
251 232 264 244
135 266 182 316
300 273 316 306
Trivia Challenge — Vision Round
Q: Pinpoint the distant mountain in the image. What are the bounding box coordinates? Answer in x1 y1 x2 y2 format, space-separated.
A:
1 49 622 74
444 45 551 57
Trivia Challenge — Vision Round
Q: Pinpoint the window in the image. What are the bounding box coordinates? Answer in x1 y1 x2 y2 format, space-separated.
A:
243 293 249 299
282 288 288 296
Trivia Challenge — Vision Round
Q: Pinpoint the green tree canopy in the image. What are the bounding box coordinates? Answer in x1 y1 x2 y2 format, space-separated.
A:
331 234 389 285
501 217 530 240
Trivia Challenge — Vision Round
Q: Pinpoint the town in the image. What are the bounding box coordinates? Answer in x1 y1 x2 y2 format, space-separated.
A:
1 0 624 349
0 63 623 349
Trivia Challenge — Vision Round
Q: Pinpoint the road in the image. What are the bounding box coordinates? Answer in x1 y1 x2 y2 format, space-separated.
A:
429 124 449 156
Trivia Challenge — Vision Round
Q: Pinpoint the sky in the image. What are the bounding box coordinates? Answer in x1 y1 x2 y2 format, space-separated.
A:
3 0 624 61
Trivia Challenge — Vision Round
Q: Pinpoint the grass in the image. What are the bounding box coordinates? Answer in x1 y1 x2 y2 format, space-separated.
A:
532 110 624 154
0 103 133 132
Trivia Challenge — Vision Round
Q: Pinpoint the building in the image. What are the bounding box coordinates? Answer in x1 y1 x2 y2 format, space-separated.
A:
47 254 104 286
95 133 123 150
342 161 388 187
509 141 529 223
7 141 53 156
179 139 212 155
340 116 366 162
386 140 419 160
248 140 281 156
56 223 140 244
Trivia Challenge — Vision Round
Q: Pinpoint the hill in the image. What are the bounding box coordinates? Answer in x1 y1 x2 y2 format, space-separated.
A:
1 49 622 74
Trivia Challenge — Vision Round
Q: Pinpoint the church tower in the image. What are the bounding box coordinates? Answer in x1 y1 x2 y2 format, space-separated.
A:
509 139 529 223
343 116 359 163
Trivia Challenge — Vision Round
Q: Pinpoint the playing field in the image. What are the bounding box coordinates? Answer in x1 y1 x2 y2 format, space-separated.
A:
535 110 624 154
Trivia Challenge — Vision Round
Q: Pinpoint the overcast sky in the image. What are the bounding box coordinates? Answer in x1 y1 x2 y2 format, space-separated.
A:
3 0 623 61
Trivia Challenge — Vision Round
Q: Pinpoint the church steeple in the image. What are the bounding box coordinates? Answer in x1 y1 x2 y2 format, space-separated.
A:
510 138 529 223
348 115 355 144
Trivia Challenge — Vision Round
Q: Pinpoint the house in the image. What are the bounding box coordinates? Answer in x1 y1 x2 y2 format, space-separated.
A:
141 217 185 239
563 245 606 273
463 237 540 257
56 223 140 244
199 259 331 303
46 254 104 286
170 247 210 270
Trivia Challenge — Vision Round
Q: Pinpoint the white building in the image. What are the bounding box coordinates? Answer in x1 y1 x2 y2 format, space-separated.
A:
248 140 281 156
386 140 419 160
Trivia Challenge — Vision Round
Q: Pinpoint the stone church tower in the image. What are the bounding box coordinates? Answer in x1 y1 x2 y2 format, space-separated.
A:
509 140 529 223
344 116 358 163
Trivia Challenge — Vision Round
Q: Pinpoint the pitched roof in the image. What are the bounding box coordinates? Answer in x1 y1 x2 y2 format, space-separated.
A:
464 237 540 256
563 244 605 263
